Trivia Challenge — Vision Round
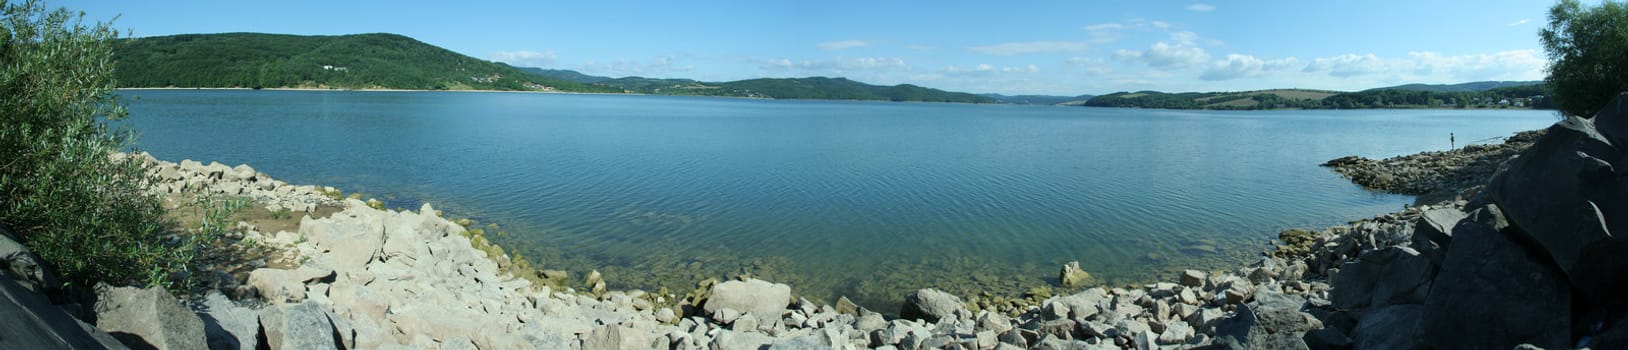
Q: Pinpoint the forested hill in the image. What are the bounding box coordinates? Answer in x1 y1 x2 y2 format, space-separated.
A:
112 33 620 92
1081 84 1554 110
509 66 998 103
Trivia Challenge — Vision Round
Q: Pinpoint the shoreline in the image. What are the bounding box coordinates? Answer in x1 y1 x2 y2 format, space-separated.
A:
27 109 1611 349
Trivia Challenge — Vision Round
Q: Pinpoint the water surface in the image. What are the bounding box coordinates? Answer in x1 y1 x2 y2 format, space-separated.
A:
118 90 1556 308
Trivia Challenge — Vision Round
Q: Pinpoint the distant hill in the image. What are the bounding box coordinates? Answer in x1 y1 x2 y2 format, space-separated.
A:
1367 81 1543 93
506 66 998 103
1083 89 1341 109
113 33 621 92
508 66 614 84
981 94 1095 105
1081 85 1552 110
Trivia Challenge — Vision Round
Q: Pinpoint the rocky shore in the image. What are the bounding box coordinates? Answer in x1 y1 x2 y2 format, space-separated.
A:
1320 128 1546 204
4 94 1625 349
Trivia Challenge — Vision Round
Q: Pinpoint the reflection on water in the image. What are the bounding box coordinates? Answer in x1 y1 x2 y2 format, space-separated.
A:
118 90 1557 310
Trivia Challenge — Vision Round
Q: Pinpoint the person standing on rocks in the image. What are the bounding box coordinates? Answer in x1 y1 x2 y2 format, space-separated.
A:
1450 132 1455 149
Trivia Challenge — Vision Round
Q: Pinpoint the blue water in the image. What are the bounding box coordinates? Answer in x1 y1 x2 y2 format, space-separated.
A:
116 89 1557 307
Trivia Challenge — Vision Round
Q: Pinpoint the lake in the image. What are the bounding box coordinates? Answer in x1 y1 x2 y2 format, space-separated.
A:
117 89 1557 309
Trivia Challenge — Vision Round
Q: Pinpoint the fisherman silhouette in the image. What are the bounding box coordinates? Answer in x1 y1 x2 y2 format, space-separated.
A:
1451 132 1455 149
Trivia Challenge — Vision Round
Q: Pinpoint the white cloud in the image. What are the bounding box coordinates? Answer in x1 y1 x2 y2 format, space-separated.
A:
1407 50 1546 81
1169 31 1200 45
1115 42 1211 69
905 44 936 51
576 55 692 77
1066 56 1114 75
818 40 870 51
488 50 557 67
757 56 907 73
944 63 1040 76
1152 21 1171 29
1200 54 1300 81
1508 19 1531 27
970 41 1092 56
1186 3 1215 12
1083 23 1126 43
1303 53 1389 77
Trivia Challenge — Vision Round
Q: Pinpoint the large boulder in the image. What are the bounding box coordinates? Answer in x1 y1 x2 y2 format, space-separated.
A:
258 300 345 350
1351 304 1422 350
198 291 262 350
0 277 124 349
1059 261 1094 288
1211 289 1321 350
1329 246 1433 311
899 288 966 323
93 284 207 350
0 224 59 294
1419 216 1571 349
1482 110 1628 302
703 278 791 320
247 265 334 303
300 201 389 273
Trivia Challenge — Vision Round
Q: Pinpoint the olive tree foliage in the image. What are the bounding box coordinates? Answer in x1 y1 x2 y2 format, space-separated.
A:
1541 0 1628 118
0 0 185 288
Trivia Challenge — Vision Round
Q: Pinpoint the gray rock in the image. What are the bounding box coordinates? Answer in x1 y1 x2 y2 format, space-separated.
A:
584 325 650 350
1060 261 1094 288
0 276 125 350
198 291 261 350
1330 246 1433 311
1413 208 1466 247
708 330 774 350
899 288 966 322
258 301 341 350
704 279 791 321
231 164 256 181
1352 304 1421 350
1211 290 1321 350
1157 320 1194 345
835 296 860 315
246 265 334 303
855 312 887 333
1483 112 1628 302
94 284 206 350
1419 219 1571 350
300 208 387 272
0 224 59 294
1179 270 1208 288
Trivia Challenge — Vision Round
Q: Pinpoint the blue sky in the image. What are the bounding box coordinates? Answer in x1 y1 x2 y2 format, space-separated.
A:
64 0 1564 95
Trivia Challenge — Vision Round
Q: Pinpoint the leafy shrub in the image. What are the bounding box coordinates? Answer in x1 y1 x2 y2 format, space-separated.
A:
0 0 185 288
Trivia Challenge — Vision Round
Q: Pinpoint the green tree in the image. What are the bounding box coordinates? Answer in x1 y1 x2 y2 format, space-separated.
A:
1 0 185 288
1541 0 1628 117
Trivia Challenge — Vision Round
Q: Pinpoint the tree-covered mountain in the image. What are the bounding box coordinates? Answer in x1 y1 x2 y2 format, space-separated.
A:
113 33 621 92
980 93 1095 105
504 66 998 103
1081 85 1552 110
1367 81 1544 93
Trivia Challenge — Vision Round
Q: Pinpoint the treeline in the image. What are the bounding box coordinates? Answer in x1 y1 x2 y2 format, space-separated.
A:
513 67 1000 103
113 33 620 93
1083 84 1553 110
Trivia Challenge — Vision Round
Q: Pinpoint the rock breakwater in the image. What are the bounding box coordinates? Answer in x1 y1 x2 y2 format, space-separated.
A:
1322 128 1545 204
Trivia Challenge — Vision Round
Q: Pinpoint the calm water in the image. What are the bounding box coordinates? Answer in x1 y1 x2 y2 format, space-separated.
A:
117 90 1556 308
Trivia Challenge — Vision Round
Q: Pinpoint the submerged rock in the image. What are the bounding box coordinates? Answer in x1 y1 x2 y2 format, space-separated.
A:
899 288 966 323
1059 261 1094 288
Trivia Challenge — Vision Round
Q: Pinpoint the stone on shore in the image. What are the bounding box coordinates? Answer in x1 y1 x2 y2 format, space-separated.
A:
1483 110 1628 303
259 300 346 350
198 291 263 350
704 278 791 321
1419 218 1571 350
1352 304 1422 350
1330 246 1433 311
0 276 124 350
1059 261 1094 288
899 288 966 323
93 284 207 350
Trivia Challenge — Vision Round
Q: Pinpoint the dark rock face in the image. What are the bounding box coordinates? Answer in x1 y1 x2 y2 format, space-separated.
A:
93 284 208 350
1211 290 1321 350
0 276 124 350
1419 218 1571 350
1330 246 1433 312
1483 113 1628 303
1351 304 1421 350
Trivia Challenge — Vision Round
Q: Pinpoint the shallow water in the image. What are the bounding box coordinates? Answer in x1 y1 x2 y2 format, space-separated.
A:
117 90 1556 308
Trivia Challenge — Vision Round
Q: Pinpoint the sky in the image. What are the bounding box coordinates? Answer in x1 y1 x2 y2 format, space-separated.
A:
62 0 1571 96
